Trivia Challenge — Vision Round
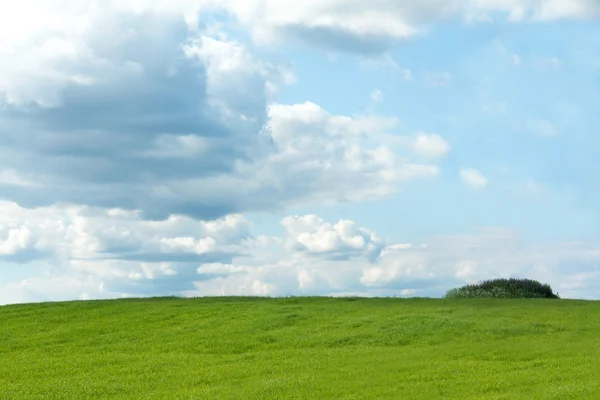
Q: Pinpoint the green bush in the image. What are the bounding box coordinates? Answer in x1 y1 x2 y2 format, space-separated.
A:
445 278 560 299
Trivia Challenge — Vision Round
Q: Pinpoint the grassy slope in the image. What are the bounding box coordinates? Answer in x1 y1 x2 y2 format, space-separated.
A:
1 297 599 399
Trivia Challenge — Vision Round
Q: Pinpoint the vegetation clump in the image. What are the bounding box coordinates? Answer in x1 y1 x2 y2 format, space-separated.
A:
445 278 560 299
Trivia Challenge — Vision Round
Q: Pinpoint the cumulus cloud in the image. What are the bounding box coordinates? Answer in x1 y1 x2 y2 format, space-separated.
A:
358 226 600 300
0 200 254 300
1 2 597 66
222 0 600 53
3 212 600 303
261 102 439 206
0 12 275 218
0 7 440 221
411 133 450 158
0 200 252 260
281 215 385 261
460 168 488 189
0 4 450 305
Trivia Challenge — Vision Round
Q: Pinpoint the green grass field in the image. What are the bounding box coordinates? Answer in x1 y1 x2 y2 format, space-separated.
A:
1 297 599 399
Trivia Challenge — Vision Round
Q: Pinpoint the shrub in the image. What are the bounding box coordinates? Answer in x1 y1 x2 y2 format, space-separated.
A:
444 278 560 299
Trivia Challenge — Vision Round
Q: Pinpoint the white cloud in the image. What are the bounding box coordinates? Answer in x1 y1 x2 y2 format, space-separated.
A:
0 1 596 68
460 168 488 189
454 260 479 280
0 199 251 264
411 133 450 158
183 34 295 104
0 226 33 255
222 0 600 53
0 169 40 188
190 223 600 300
0 9 440 221
360 226 600 300
255 102 440 205
370 89 383 103
0 199 259 302
1 275 111 305
281 215 385 260
3 212 600 303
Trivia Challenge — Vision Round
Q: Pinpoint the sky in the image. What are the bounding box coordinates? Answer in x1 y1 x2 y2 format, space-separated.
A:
1 0 599 304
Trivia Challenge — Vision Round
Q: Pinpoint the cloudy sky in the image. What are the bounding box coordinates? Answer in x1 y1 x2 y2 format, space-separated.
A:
1 0 599 304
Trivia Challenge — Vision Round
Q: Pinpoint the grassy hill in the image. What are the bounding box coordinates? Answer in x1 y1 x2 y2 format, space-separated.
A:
1 297 599 399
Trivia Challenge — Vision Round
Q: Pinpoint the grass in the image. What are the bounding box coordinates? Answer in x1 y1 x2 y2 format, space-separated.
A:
1 296 599 399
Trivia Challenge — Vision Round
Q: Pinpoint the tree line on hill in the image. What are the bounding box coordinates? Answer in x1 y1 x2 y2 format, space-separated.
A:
445 278 560 299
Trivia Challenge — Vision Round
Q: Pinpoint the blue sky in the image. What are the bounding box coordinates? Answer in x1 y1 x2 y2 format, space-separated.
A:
1 1 599 304
250 20 600 247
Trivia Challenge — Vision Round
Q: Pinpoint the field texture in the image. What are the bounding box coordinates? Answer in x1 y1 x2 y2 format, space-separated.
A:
1 297 599 399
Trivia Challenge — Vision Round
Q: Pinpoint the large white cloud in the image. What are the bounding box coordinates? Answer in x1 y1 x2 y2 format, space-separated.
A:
1 1 597 66
0 3 446 305
0 200 254 303
218 0 600 53
191 222 600 301
260 102 439 205
3 210 600 304
0 7 440 221
0 200 252 261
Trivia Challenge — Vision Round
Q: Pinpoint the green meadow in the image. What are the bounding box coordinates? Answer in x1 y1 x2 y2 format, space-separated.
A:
1 297 599 399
